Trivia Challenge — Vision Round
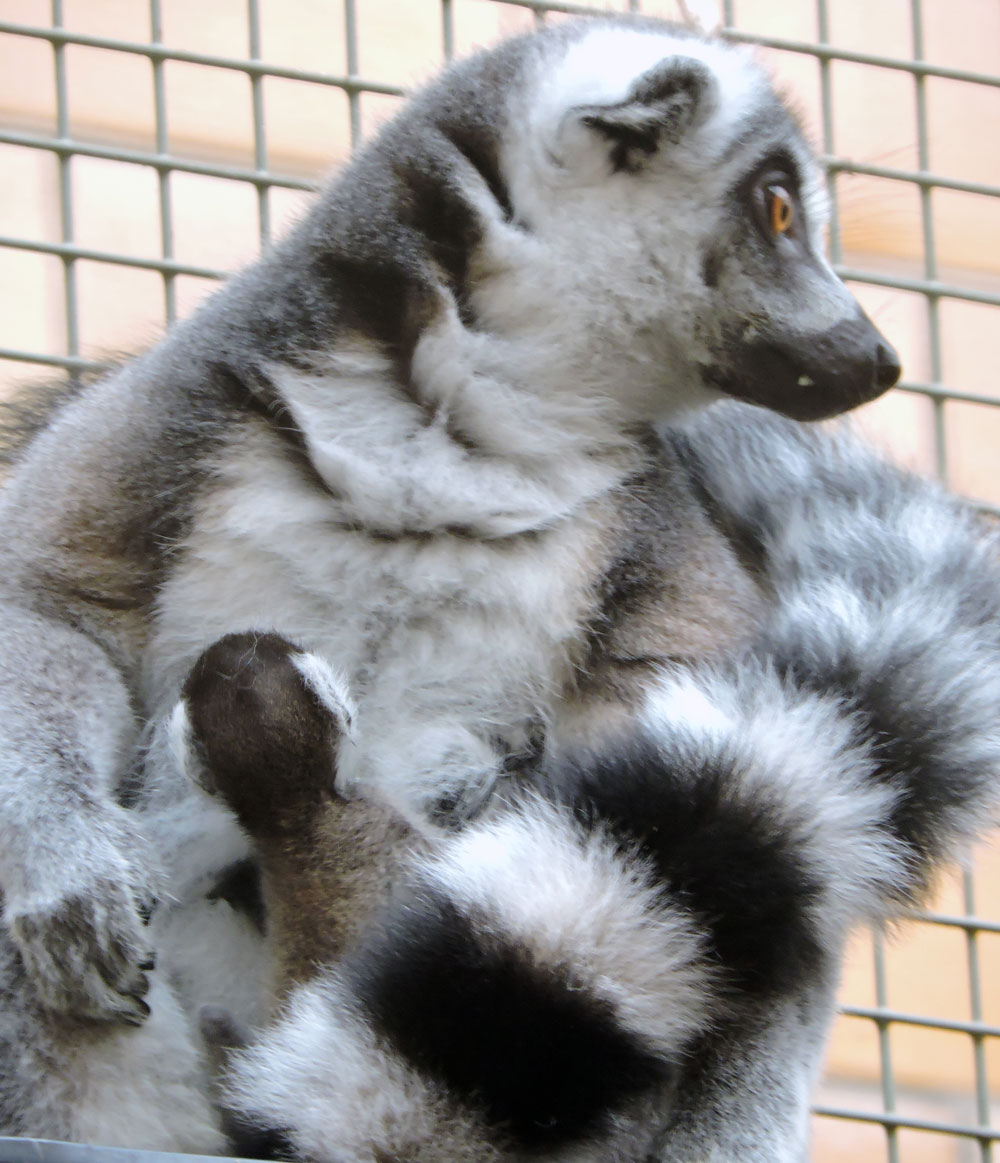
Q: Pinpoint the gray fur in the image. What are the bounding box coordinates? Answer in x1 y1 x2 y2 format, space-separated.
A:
194 405 1000 1163
0 12 938 1154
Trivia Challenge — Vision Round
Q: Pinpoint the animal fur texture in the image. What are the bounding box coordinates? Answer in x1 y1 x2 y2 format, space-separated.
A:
176 405 1000 1163
0 9 980 1158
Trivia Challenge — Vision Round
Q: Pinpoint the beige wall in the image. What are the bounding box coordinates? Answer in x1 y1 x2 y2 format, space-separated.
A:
3 3 1000 1158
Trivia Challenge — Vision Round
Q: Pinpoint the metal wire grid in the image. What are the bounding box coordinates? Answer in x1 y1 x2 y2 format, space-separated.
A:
0 1 998 1160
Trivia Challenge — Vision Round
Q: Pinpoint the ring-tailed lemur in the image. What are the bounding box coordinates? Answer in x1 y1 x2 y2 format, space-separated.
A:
0 10 945 1154
2 401 1000 1156
171 404 1000 1163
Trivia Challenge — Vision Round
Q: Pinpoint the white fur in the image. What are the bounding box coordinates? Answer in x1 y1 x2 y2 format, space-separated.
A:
274 344 633 538
66 981 224 1153
146 419 617 819
641 664 906 937
169 400 1000 1161
5 974 225 1154
422 794 714 1055
291 651 357 739
165 698 205 791
533 26 766 169
499 23 854 355
139 18 861 837
224 981 501 1163
0 17 971 1157
224 943 675 1163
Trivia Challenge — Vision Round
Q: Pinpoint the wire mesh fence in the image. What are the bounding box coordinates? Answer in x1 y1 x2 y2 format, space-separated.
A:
1 1 999 1160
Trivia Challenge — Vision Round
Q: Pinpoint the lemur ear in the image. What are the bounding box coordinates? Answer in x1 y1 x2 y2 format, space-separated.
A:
571 57 717 173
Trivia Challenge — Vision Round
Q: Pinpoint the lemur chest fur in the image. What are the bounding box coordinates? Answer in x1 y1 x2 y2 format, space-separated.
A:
147 420 620 812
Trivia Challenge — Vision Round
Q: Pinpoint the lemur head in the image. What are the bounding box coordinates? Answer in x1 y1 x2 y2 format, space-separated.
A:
499 19 901 421
322 17 899 428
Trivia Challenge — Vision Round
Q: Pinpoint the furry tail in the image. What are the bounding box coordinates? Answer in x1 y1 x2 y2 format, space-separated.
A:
220 408 1000 1161
655 402 1000 922
222 792 716 1160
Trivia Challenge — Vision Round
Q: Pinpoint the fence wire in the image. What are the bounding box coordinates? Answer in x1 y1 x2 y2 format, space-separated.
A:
1 2 998 1161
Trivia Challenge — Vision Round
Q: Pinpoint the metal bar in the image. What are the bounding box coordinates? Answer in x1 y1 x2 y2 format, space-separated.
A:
976 499 1000 520
719 26 1000 89
50 0 78 383
895 379 1000 407
0 348 104 373
872 930 900 1163
344 0 362 148
901 909 1000 935
149 0 176 324
0 235 224 280
963 867 994 1163
0 1135 256 1162
910 0 948 483
477 0 617 18
0 129 316 190
441 0 455 61
0 22 406 97
840 1004 1000 1040
2 18 998 138
247 0 271 245
816 0 842 281
835 266 1000 309
824 156 1000 201
814 1107 1000 1143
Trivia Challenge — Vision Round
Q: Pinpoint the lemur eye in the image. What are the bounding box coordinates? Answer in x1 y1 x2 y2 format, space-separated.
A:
767 185 795 236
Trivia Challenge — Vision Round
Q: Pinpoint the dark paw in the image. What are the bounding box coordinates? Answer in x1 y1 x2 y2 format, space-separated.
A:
177 632 355 836
11 882 156 1025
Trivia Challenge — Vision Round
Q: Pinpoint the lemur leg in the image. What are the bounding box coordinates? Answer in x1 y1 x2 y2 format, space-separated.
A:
0 920 225 1151
172 631 416 993
0 607 157 1025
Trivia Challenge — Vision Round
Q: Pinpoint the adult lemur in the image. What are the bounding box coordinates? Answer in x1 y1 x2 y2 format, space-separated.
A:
0 11 995 1160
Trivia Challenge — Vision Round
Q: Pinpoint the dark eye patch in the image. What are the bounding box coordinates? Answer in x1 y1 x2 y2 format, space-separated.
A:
730 148 805 245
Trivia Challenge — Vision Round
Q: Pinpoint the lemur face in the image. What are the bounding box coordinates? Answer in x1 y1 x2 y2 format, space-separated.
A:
694 143 901 420
481 22 900 421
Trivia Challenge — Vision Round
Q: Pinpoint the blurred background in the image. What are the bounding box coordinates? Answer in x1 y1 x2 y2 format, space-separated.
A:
1 1 999 1159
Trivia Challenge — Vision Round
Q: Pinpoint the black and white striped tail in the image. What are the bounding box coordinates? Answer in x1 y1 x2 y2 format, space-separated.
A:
222 407 1000 1160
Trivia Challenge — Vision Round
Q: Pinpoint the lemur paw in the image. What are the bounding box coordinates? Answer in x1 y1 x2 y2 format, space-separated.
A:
8 821 157 1024
170 631 355 832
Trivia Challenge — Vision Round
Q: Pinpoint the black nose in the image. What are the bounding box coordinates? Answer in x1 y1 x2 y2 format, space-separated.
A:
711 312 903 422
875 342 902 390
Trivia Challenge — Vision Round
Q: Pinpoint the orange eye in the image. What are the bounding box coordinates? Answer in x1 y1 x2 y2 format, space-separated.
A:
768 185 795 236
